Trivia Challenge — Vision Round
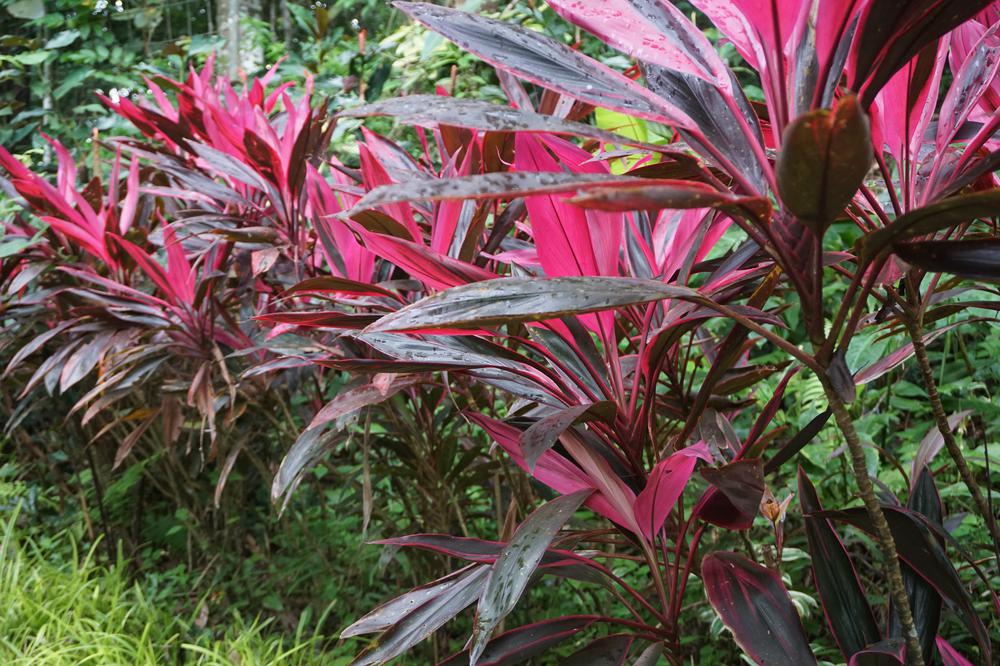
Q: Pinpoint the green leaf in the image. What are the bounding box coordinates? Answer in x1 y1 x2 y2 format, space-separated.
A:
776 95 872 232
44 29 79 49
6 0 44 20
14 50 51 66
53 67 91 100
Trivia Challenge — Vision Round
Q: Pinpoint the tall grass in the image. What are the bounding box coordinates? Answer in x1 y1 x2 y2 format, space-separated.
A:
0 506 346 665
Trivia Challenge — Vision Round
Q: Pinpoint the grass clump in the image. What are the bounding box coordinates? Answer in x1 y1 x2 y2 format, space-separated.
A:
0 507 345 666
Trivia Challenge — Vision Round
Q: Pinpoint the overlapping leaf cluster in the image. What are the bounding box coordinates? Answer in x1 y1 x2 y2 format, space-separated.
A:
2 1 999 665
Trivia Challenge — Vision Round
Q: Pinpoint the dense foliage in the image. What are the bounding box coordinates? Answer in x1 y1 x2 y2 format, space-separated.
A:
2 1 999 665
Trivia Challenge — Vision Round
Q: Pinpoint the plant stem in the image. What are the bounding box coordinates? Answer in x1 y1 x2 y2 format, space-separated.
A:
905 319 1000 554
823 383 925 666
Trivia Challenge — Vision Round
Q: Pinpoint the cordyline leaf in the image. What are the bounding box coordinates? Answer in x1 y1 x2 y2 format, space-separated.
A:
853 322 960 385
470 489 592 665
562 634 634 665
254 311 379 328
348 565 490 666
813 507 991 661
342 567 477 638
776 95 872 231
764 409 833 474
852 0 994 106
700 458 765 522
893 239 1000 279
547 0 729 88
339 95 657 149
847 639 905 665
861 189 1000 260
936 636 975 666
363 277 697 333
272 379 417 503
373 534 580 567
522 402 616 472
889 469 943 664
350 172 641 211
471 414 632 528
440 616 605 666
349 222 499 290
394 3 692 127
912 411 971 482
569 181 734 211
634 442 711 542
798 468 880 659
642 62 767 192
702 551 817 665
283 276 400 300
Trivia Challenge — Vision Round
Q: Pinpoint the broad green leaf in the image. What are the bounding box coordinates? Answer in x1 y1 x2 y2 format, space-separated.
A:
470 489 591 665
14 50 51 66
44 30 79 49
6 0 44 20
777 95 872 231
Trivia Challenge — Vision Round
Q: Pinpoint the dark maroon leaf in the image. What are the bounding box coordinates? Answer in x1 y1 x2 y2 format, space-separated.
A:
470 489 592 664
560 634 634 666
347 564 490 665
700 458 765 523
893 239 1000 280
439 616 604 666
284 276 400 300
254 311 380 328
702 551 817 665
798 468 880 659
694 487 755 530
642 63 767 192
363 277 697 333
764 409 832 474
848 639 905 666
373 534 579 568
827 349 857 404
889 469 943 664
272 378 419 503
342 567 478 638
861 189 1000 260
339 95 658 150
568 181 736 211
522 402 616 471
776 95 872 230
351 171 642 211
394 2 691 127
852 0 994 106
854 322 961 385
812 507 991 661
